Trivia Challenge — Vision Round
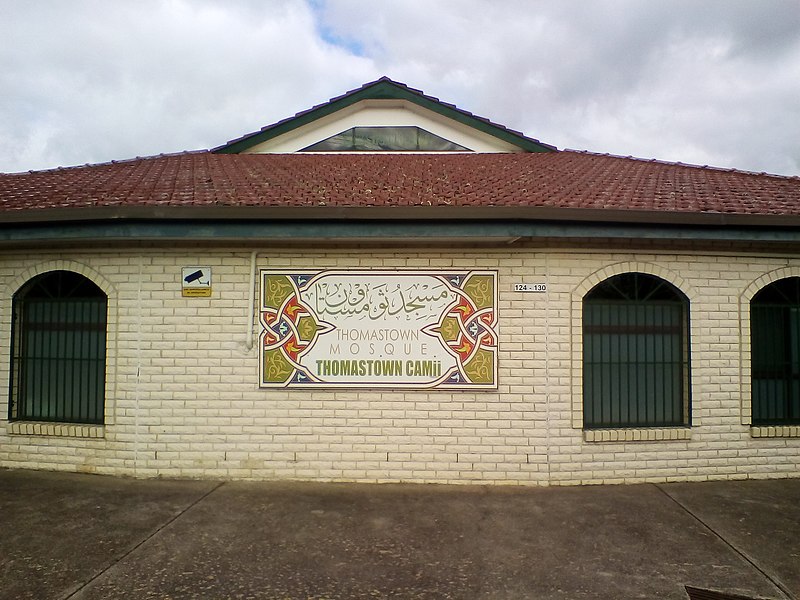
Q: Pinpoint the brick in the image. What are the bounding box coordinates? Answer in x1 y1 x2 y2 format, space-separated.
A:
2 249 800 485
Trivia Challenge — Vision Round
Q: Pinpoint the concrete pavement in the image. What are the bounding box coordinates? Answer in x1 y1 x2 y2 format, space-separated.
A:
1 469 798 599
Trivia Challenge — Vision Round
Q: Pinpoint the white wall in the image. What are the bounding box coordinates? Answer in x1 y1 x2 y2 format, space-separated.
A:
1 245 798 485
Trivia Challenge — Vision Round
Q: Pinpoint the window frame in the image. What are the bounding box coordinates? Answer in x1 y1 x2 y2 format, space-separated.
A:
749 276 800 426
299 126 472 152
9 270 108 425
582 272 691 429
576 270 692 433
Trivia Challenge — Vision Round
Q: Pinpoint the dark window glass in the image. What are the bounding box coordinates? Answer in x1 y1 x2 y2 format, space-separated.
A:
300 126 471 152
583 273 690 429
9 271 107 424
751 277 800 425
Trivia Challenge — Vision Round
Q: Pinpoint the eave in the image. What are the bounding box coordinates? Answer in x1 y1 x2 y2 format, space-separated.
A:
3 206 800 249
3 204 800 228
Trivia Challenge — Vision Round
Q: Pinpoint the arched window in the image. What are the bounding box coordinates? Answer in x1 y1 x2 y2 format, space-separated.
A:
583 273 690 429
751 277 800 425
9 271 107 424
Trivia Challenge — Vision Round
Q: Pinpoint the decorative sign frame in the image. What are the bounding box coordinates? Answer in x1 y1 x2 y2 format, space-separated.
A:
259 270 498 389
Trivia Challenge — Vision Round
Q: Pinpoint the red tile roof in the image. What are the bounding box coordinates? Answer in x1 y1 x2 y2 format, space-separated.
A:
1 151 799 222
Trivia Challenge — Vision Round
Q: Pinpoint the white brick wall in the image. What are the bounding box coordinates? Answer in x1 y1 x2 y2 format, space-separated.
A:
0 245 799 485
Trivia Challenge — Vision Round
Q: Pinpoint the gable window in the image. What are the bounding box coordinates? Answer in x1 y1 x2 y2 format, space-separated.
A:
583 273 690 429
751 277 800 425
300 126 471 152
9 271 107 424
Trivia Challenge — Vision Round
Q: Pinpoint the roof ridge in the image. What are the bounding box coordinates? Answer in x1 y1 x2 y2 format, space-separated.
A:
9 150 800 181
2 149 211 176
562 149 800 181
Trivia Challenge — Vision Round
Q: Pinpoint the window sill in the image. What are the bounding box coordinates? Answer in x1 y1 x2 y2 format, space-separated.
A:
750 425 800 438
584 427 691 443
8 421 104 439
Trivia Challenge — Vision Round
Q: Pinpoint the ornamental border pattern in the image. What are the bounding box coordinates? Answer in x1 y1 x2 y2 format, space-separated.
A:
259 269 498 389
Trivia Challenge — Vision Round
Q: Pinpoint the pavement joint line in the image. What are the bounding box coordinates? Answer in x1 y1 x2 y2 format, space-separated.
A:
59 480 227 600
653 483 796 600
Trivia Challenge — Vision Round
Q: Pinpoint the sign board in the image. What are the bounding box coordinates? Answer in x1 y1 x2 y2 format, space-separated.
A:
259 270 498 389
182 267 212 297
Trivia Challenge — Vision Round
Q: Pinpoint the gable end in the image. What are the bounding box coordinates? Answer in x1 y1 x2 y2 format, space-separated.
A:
213 77 556 154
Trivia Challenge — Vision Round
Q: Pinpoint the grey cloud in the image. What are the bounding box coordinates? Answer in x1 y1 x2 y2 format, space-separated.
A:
0 0 375 172
1 0 798 176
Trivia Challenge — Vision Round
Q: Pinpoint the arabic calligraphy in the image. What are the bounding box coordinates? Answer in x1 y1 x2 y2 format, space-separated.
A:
311 281 453 321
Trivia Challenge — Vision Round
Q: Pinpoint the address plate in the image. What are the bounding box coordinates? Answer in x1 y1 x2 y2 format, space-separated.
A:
514 283 547 293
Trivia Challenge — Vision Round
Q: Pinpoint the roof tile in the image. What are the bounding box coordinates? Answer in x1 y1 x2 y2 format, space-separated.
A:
1 151 799 217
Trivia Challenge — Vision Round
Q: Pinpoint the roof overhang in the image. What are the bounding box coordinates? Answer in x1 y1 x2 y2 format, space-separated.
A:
3 205 800 228
3 206 800 248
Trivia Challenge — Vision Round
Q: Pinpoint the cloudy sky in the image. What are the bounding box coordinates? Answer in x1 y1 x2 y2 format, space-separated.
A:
1 0 799 175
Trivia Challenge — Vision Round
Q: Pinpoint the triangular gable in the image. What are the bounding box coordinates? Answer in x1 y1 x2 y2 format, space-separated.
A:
213 77 556 154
